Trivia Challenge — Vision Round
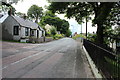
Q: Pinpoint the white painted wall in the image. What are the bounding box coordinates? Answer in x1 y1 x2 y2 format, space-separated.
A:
20 27 25 38
39 31 42 38
34 30 37 38
2 16 21 40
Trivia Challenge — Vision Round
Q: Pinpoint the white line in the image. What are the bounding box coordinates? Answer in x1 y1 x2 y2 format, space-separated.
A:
73 59 76 78
1 51 42 70
1 47 54 70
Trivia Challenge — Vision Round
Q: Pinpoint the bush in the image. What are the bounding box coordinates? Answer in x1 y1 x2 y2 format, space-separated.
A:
50 27 57 36
54 34 64 39
87 33 96 42
72 34 86 40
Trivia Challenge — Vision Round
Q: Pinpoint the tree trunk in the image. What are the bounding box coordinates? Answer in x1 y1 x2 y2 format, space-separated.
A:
35 16 38 23
96 23 103 44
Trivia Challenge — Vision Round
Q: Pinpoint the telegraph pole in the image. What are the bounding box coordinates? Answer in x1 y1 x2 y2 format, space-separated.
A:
85 7 87 39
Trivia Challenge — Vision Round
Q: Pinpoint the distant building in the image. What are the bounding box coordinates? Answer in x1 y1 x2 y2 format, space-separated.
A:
45 24 54 32
45 24 60 34
74 32 78 36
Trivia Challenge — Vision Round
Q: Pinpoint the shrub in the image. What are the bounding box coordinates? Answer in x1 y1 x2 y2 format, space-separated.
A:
54 34 64 39
50 27 57 36
72 34 86 40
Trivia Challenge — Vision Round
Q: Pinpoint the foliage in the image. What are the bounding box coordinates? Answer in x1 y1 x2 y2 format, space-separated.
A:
114 27 120 36
1 0 22 4
65 29 72 37
104 56 120 78
54 34 64 39
27 5 43 23
72 34 86 40
50 26 57 36
60 20 69 35
39 11 70 36
48 2 118 44
87 33 97 42
15 12 25 17
45 31 51 37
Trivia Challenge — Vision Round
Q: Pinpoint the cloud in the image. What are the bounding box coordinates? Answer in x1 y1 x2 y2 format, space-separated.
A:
12 0 49 14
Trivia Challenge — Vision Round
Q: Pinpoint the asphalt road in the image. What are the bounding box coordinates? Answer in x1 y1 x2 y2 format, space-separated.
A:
2 38 94 78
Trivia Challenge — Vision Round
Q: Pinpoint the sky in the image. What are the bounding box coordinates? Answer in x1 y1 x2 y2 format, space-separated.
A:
12 0 97 34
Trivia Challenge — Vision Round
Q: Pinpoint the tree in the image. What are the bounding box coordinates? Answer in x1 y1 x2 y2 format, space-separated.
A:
65 29 72 37
50 26 57 36
27 5 43 23
15 12 25 17
0 1 16 15
0 0 23 13
48 2 117 44
39 11 70 36
60 19 69 34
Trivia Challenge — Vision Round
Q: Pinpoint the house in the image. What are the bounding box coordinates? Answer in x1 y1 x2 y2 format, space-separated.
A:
45 24 56 33
45 24 61 34
2 14 45 42
74 32 78 36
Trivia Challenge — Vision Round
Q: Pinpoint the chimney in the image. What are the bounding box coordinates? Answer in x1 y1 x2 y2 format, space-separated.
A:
23 14 27 20
8 8 12 16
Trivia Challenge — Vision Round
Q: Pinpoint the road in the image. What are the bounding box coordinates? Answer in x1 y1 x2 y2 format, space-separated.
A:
2 38 94 78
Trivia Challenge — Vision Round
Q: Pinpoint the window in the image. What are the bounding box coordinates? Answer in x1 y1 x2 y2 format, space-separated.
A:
25 27 29 36
30 30 34 36
14 26 19 35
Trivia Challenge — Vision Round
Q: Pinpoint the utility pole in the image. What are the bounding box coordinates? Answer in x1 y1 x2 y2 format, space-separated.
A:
81 23 82 34
86 17 87 39
85 7 87 39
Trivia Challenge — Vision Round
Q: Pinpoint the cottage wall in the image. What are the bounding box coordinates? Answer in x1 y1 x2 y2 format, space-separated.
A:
20 27 30 38
2 16 21 41
39 31 42 38
34 30 37 38
20 27 25 38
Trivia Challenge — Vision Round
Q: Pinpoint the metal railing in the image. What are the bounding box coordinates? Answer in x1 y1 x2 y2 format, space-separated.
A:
83 39 120 80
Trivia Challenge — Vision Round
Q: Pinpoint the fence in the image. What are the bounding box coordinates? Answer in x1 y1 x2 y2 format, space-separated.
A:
83 39 120 80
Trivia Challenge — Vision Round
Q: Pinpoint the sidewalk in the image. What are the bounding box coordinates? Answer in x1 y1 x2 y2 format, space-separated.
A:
76 39 103 79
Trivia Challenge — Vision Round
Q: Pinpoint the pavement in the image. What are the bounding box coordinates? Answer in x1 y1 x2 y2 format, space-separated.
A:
1 38 94 78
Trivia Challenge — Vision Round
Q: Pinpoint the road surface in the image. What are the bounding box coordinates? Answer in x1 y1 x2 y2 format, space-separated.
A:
2 38 94 78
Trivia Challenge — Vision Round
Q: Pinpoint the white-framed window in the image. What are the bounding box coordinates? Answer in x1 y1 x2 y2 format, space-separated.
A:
31 30 34 36
14 26 19 35
25 27 29 36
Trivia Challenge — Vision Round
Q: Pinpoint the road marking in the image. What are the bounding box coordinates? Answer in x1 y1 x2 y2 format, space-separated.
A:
73 58 76 78
73 49 77 78
1 42 65 71
1 47 55 70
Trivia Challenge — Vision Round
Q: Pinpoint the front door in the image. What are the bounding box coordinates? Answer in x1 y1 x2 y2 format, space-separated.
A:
37 30 39 38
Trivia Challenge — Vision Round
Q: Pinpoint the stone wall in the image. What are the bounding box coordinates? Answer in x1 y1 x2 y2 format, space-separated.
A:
29 37 53 43
45 37 53 42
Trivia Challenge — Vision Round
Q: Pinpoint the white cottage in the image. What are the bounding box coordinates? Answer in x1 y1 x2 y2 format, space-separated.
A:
2 15 45 41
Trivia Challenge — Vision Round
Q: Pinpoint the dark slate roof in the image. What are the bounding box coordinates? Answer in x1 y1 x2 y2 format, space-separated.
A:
12 16 42 30
39 26 44 31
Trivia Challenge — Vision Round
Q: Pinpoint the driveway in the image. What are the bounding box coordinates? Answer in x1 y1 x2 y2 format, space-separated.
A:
1 38 94 78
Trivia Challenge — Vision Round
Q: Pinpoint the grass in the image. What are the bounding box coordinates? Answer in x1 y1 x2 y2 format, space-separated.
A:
104 56 120 78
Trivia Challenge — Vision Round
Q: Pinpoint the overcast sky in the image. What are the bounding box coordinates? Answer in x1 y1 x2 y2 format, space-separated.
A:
12 0 97 34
